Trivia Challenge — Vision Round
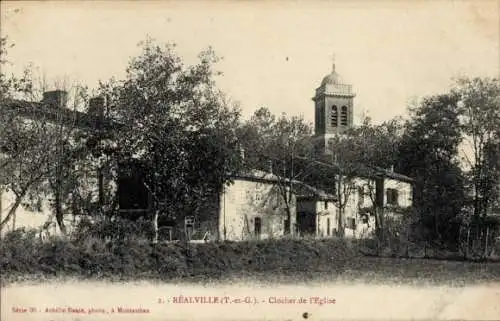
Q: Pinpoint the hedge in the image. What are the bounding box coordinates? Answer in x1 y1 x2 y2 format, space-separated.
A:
0 228 355 282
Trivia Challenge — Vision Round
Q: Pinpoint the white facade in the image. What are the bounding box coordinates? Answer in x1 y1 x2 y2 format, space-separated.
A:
219 176 297 241
217 170 413 242
342 176 413 239
0 189 79 238
0 93 108 238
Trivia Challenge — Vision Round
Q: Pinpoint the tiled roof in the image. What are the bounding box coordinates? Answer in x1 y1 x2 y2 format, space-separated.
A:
232 170 337 201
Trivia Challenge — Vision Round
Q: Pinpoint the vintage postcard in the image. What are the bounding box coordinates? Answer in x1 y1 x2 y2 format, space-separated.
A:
1 1 499 320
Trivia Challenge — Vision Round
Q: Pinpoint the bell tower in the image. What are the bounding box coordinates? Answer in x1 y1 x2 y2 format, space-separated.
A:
312 57 355 154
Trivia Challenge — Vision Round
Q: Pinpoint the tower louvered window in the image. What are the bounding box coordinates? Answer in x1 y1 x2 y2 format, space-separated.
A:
330 105 338 127
341 106 348 126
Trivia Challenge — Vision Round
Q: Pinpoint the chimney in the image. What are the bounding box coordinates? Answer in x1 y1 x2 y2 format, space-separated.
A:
42 90 68 108
88 96 106 125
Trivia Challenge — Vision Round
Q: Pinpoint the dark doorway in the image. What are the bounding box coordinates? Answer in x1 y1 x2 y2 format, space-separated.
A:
296 211 316 236
254 217 262 239
118 160 149 212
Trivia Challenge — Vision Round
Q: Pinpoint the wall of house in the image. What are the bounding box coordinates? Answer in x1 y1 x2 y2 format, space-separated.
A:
1 189 51 236
340 177 370 239
340 176 413 239
315 200 337 237
384 178 413 209
0 189 80 238
0 102 112 237
219 179 296 241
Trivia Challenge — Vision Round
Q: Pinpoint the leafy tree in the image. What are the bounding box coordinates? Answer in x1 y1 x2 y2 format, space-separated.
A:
397 94 466 246
98 38 242 241
451 77 500 258
238 107 314 235
452 77 500 219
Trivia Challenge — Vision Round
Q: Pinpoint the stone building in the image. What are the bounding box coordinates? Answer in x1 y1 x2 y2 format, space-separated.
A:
0 90 111 237
215 61 413 241
218 170 337 241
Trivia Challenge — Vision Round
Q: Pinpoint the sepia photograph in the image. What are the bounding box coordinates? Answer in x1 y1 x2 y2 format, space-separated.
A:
1 1 499 320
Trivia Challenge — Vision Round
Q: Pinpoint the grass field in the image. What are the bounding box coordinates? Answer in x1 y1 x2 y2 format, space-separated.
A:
2 232 500 321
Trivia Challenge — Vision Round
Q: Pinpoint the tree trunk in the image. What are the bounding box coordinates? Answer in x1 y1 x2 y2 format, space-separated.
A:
0 193 24 230
484 226 489 259
0 172 45 230
54 190 67 235
285 205 292 235
374 206 384 250
153 209 159 244
406 223 410 258
337 175 344 238
466 228 470 259
337 206 344 238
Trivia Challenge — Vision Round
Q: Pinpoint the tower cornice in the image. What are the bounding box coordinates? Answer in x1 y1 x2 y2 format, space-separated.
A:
312 92 356 101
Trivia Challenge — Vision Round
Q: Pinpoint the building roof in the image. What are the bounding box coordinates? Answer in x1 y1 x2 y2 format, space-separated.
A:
367 165 415 183
320 61 351 87
314 63 355 98
294 155 415 184
1 98 107 130
321 69 343 86
232 170 337 202
0 92 116 131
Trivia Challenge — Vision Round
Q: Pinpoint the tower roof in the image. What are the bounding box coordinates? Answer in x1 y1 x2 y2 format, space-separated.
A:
314 57 355 99
320 63 344 86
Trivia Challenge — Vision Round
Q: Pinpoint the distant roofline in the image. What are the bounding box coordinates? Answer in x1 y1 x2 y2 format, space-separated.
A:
1 98 115 130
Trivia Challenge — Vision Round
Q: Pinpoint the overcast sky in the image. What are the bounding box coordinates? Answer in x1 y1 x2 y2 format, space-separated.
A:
1 1 499 124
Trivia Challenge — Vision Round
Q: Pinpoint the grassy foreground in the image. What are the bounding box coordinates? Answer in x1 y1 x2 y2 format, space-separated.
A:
1 230 499 286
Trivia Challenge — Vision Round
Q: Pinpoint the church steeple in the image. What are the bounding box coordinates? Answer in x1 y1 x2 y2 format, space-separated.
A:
312 57 356 155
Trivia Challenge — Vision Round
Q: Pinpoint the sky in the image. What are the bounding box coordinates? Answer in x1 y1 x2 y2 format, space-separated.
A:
1 0 499 125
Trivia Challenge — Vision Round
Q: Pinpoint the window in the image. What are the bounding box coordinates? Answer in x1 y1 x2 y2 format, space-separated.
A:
347 218 356 230
330 105 338 127
254 217 262 238
327 218 331 236
255 186 262 202
386 188 399 205
341 106 348 126
324 201 328 210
